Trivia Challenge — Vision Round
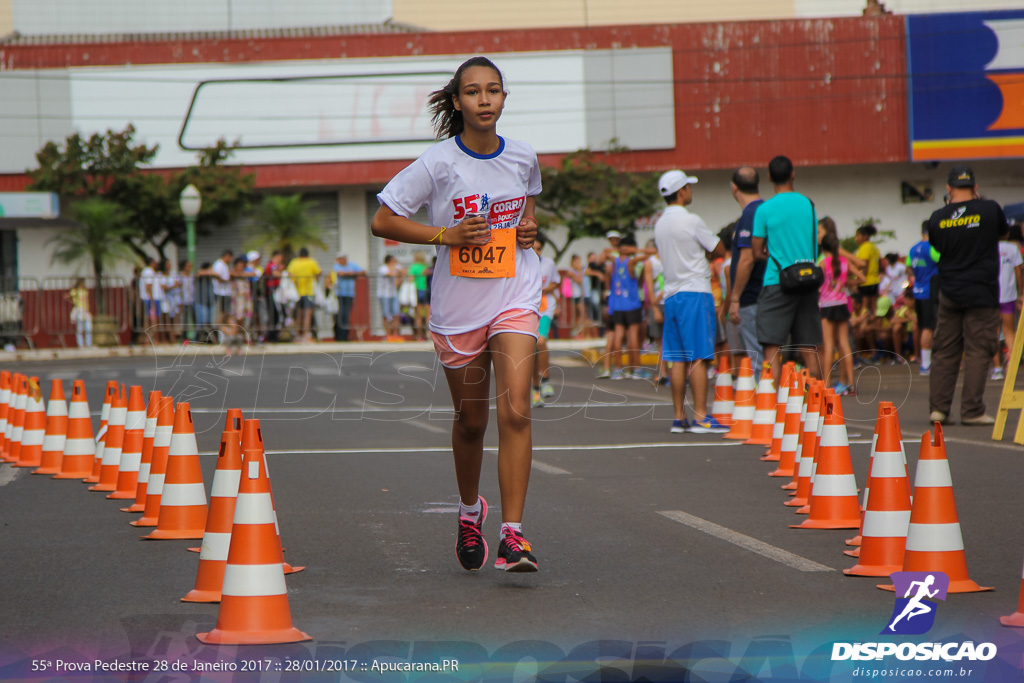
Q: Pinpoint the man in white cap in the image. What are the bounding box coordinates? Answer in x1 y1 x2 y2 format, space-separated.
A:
653 169 729 434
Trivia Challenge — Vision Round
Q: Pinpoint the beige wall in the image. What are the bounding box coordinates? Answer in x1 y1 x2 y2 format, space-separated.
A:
393 0 1024 29
0 0 12 36
393 0 797 29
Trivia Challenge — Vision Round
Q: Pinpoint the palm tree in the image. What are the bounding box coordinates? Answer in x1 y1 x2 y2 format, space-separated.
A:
49 198 138 315
246 194 326 263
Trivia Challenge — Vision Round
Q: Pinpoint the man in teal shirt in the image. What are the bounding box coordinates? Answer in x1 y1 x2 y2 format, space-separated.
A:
751 155 823 381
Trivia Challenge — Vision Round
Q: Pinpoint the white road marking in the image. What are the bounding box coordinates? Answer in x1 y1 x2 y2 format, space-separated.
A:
189 401 669 414
195 441 744 457
532 461 571 475
0 466 25 486
944 436 1024 452
657 510 833 573
407 420 449 435
307 367 342 376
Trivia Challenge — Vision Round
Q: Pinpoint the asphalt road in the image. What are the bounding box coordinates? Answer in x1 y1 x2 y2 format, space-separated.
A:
2 346 1024 681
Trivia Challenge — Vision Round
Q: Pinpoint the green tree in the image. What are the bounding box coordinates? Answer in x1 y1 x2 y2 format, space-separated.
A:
840 217 896 254
28 126 254 263
48 198 139 314
535 148 663 262
246 194 327 264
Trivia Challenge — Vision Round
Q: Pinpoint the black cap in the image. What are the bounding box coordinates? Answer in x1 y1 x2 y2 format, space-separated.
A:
948 165 976 188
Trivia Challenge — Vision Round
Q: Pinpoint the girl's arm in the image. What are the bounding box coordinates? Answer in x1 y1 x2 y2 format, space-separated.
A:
840 247 866 269
371 204 489 247
847 262 866 287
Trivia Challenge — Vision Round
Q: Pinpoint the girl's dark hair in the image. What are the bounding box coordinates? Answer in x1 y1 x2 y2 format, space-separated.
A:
428 57 504 140
856 223 878 238
819 217 841 278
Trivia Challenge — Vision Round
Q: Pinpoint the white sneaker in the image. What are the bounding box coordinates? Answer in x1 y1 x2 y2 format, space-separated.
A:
991 367 1005 381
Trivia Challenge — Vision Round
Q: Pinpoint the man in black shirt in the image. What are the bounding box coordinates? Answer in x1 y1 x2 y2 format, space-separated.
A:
927 166 1008 425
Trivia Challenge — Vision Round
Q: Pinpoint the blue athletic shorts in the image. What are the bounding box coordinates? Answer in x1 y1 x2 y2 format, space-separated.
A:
662 291 716 362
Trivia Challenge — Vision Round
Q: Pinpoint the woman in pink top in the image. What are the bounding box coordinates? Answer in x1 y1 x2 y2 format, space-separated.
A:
817 217 865 394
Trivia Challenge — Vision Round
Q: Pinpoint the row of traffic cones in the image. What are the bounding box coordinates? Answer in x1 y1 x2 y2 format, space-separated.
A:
0 370 310 644
712 357 1005 602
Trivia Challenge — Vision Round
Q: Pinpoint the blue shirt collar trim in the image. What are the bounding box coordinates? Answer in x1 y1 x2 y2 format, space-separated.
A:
456 135 505 159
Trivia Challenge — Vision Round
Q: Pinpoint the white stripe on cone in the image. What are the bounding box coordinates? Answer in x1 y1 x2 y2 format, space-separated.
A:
819 425 849 448
810 473 858 497
221 563 287 597
211 470 242 498
905 523 965 552
20 429 45 447
862 510 912 537
915 460 953 488
146 473 165 495
169 433 198 456
199 531 232 562
871 451 906 477
234 492 277 525
161 482 207 506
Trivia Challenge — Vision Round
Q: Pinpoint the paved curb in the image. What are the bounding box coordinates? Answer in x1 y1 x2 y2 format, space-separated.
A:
0 338 604 363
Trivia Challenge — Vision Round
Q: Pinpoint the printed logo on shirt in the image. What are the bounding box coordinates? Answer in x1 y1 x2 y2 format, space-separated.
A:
939 206 980 229
452 194 525 230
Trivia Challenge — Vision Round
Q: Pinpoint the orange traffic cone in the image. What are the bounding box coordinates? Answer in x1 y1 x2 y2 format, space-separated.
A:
108 386 145 500
878 425 992 593
710 356 734 426
769 375 803 478
786 380 822 505
761 363 794 461
32 379 68 475
1000 554 1024 626
54 381 95 480
183 429 243 603
0 370 12 458
845 402 909 551
189 410 243 553
724 358 755 440
84 381 119 484
4 374 27 464
14 378 46 468
792 390 861 529
196 418 311 644
745 363 776 446
123 391 162 513
844 404 911 576
243 421 305 575
144 402 207 540
89 387 126 492
132 396 174 527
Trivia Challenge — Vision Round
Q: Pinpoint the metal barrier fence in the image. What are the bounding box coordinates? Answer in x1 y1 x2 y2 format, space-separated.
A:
13 271 614 349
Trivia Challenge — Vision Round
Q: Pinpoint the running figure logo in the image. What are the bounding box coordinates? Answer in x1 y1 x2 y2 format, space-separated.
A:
882 571 949 635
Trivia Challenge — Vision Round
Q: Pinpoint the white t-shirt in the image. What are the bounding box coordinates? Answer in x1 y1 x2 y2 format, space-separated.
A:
539 256 561 318
378 264 399 298
653 204 720 298
882 262 906 301
377 135 543 335
211 259 232 297
998 241 1023 304
139 267 156 301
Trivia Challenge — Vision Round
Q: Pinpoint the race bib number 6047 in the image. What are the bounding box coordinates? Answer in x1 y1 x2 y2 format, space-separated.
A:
450 229 516 279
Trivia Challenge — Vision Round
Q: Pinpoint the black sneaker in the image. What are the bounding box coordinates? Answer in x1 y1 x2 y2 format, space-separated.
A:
494 528 539 572
455 496 488 571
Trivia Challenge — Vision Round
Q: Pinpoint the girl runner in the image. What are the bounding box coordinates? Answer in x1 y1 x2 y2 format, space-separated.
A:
371 56 541 573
